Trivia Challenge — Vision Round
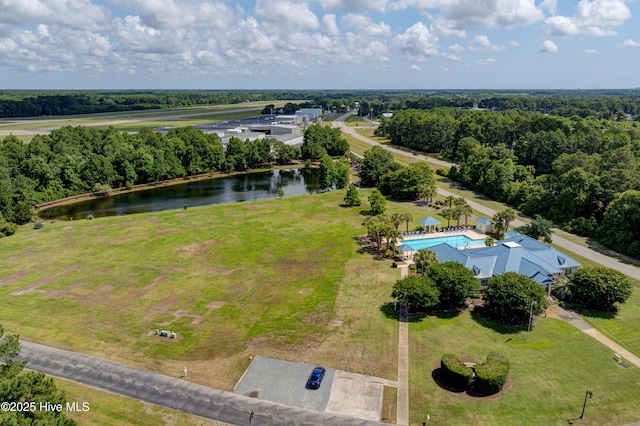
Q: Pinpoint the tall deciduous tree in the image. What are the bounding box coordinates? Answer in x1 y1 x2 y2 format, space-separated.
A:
368 189 387 216
483 272 547 325
568 267 632 310
359 146 400 188
344 184 361 207
426 261 480 309
391 275 439 313
515 215 554 243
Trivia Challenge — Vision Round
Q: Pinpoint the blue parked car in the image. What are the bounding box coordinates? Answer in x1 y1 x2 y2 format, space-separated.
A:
306 366 326 389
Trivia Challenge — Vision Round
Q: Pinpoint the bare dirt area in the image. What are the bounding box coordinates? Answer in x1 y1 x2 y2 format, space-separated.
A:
0 270 31 286
177 240 224 256
11 264 83 295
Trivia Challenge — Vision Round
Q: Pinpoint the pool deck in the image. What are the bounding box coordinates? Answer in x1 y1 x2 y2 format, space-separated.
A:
396 228 488 260
400 228 487 243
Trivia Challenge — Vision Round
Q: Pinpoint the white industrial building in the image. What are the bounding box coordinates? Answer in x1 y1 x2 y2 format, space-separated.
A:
274 115 303 124
295 108 322 121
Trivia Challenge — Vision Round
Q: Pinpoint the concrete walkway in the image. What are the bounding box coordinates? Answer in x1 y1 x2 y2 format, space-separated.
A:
546 304 640 368
396 265 410 426
18 340 385 426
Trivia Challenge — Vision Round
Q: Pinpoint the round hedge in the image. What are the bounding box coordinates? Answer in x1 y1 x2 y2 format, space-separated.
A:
440 353 474 389
473 352 510 395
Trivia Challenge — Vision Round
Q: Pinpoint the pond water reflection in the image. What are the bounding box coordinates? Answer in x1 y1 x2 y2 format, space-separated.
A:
39 168 321 220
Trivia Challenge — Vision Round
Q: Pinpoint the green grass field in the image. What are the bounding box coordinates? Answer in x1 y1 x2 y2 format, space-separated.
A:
409 310 640 425
0 189 399 389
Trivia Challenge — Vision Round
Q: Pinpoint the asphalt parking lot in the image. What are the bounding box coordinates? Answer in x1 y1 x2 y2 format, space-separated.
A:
234 356 386 421
234 356 335 412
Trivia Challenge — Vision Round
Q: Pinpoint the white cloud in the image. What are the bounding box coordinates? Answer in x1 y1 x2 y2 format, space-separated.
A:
318 0 387 13
544 0 631 37
410 64 421 71
395 21 439 61
584 48 598 54
539 39 558 53
448 43 465 52
441 53 461 61
475 58 496 65
342 14 390 37
321 14 340 36
622 39 640 47
391 0 545 29
255 0 319 31
0 0 110 31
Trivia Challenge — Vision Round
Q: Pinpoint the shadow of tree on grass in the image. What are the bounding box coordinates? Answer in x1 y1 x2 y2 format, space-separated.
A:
470 307 522 335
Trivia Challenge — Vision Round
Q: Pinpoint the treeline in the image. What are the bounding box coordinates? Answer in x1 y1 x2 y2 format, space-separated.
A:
0 122 351 235
376 108 640 258
0 126 304 233
4 89 640 119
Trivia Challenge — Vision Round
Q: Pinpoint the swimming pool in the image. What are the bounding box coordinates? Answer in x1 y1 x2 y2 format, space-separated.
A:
401 234 485 251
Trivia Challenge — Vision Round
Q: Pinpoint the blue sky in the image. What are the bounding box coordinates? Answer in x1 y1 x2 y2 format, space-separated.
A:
1 0 639 90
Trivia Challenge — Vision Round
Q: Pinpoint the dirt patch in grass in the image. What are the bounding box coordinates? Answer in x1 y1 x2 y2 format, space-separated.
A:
156 230 176 236
97 285 114 293
0 270 30 286
209 267 234 275
69 280 86 290
206 301 226 310
5 245 37 262
175 213 187 221
150 216 160 225
178 240 224 257
11 264 82 295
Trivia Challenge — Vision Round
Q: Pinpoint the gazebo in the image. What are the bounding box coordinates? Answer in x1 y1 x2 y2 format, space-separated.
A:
397 244 415 260
419 216 442 233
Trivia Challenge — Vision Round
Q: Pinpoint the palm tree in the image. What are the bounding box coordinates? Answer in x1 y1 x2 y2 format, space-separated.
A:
418 183 436 205
453 205 463 227
492 213 505 236
386 227 402 251
391 212 403 232
460 203 474 228
499 208 517 232
442 208 456 228
413 249 439 275
444 195 456 209
401 212 414 233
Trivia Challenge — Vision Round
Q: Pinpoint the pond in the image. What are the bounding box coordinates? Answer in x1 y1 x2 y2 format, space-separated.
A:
39 168 322 220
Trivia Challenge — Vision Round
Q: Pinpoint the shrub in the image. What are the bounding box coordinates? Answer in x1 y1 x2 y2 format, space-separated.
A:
436 168 449 177
473 352 510 395
409 265 417 272
87 215 94 220
34 221 44 229
440 353 474 389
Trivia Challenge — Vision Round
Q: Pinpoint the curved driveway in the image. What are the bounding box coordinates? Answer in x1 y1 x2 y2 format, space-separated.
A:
334 113 640 282
18 340 384 426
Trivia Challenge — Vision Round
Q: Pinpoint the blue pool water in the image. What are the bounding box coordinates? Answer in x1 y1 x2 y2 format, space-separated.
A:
401 234 485 251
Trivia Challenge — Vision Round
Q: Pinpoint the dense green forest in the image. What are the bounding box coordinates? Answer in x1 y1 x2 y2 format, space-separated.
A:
3 89 640 119
374 108 640 258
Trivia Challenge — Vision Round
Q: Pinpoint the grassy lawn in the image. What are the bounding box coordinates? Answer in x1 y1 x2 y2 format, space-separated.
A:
409 310 640 425
55 378 226 426
0 189 398 393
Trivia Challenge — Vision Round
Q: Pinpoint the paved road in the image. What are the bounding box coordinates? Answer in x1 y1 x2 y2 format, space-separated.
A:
18 340 385 426
334 113 640 282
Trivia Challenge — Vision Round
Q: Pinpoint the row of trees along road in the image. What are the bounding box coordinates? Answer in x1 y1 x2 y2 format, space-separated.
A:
375 108 640 259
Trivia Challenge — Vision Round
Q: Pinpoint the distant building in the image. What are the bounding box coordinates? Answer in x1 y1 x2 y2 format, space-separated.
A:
274 115 303 124
295 108 322 120
475 217 494 234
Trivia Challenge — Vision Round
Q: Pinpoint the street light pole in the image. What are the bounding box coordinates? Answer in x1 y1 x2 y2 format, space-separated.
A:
579 390 593 419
